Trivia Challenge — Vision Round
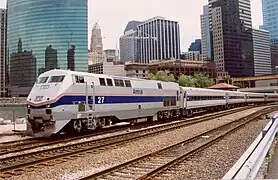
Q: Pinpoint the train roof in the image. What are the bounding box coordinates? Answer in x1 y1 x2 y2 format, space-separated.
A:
39 69 179 85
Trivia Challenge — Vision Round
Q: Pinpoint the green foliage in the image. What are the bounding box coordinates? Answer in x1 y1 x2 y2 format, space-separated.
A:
193 72 214 88
148 71 214 88
178 75 195 87
148 70 176 82
234 82 244 88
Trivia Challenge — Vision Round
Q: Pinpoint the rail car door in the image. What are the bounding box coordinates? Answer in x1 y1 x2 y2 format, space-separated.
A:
184 91 187 108
179 87 184 109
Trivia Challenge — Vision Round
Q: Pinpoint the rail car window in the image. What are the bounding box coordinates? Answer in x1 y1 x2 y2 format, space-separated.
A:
229 96 245 99
106 79 113 86
248 96 264 99
157 83 162 89
125 80 132 87
49 75 65 83
187 96 225 101
36 77 49 84
99 78 106 86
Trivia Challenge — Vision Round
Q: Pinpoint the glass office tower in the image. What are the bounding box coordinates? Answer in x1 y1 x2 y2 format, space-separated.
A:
262 0 278 43
7 0 88 96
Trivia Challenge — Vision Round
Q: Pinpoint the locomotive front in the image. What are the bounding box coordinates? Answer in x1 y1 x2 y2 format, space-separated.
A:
26 70 68 137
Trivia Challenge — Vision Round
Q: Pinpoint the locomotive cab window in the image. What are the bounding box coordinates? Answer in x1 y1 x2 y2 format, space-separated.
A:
49 75 65 83
106 78 113 86
125 80 132 87
99 78 106 86
37 76 49 84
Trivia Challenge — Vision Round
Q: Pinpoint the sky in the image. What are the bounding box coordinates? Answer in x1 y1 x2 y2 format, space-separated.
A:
0 0 263 52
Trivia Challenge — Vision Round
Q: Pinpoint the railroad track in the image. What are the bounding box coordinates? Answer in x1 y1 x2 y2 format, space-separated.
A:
79 106 276 180
0 123 131 156
0 105 251 156
0 105 269 178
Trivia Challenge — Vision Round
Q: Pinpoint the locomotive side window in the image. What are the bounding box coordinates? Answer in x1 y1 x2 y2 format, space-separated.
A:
114 79 120 86
37 76 49 83
106 79 113 86
119 80 125 87
125 80 132 87
99 78 106 86
49 75 65 83
157 83 162 89
75 76 85 83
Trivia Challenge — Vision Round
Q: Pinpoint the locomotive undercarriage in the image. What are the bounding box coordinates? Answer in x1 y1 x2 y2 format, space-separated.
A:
27 115 55 134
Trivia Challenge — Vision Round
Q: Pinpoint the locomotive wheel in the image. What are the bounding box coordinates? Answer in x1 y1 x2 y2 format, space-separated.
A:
97 118 105 128
73 120 82 132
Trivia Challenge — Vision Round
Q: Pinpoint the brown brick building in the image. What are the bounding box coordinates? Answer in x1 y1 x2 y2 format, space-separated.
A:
125 59 217 79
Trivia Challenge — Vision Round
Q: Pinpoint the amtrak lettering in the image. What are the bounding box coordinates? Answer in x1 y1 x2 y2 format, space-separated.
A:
133 89 143 94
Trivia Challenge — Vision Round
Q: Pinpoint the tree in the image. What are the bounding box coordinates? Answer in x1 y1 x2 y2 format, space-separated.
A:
178 75 195 87
234 82 244 88
193 72 213 88
148 70 176 82
148 71 214 88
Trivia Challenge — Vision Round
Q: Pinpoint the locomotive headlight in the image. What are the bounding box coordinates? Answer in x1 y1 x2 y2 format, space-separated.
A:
47 104 51 108
27 105 30 108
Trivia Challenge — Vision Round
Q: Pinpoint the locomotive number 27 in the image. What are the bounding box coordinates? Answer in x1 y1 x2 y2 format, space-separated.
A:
97 96 105 104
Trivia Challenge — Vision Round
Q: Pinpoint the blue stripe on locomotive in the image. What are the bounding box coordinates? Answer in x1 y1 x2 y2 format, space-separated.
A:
29 95 177 109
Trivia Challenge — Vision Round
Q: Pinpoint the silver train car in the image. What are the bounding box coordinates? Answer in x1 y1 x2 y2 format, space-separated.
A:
26 69 277 137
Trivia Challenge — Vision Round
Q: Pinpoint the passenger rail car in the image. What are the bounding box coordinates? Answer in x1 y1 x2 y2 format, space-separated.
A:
227 91 246 107
180 87 227 116
245 92 265 104
265 93 278 103
27 69 278 137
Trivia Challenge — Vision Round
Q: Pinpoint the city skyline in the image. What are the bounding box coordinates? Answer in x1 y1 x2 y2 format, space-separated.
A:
0 0 263 52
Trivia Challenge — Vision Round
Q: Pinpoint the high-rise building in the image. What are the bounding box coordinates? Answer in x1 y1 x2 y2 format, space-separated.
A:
120 21 142 62
181 51 202 61
137 16 180 63
209 0 254 77
0 8 7 97
88 22 105 65
252 29 272 76
271 44 278 73
201 5 212 61
262 0 278 43
188 39 202 53
90 23 103 53
104 49 119 62
7 0 88 97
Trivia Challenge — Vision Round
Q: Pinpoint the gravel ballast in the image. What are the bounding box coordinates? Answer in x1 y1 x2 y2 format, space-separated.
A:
154 111 278 180
7 106 273 180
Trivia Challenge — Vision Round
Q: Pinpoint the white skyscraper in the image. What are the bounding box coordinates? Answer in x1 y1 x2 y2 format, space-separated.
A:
201 5 212 61
90 22 103 52
89 22 105 64
137 16 180 63
253 29 272 76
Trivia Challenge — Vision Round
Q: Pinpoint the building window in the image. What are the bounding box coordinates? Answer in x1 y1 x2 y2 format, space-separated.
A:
99 78 106 86
106 78 113 86
136 70 139 73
